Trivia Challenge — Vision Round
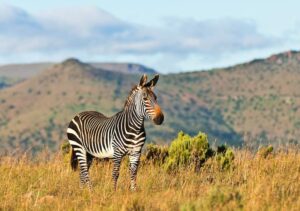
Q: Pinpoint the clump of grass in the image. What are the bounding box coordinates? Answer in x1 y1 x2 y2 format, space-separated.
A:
257 145 274 159
181 187 243 210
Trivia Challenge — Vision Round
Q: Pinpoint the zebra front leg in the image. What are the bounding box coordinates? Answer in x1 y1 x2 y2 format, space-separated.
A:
112 155 122 191
128 151 141 191
76 150 92 190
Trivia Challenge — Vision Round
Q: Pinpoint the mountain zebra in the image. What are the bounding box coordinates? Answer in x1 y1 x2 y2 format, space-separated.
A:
67 74 164 190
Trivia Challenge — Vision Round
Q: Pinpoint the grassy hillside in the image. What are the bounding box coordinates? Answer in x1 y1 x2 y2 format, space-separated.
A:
180 50 300 145
0 50 300 154
0 59 239 154
1 148 299 210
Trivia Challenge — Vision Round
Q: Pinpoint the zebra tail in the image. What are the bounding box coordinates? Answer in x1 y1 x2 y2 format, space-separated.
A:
70 147 78 171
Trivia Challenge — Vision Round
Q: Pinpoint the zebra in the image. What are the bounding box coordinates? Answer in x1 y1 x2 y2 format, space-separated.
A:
67 74 164 190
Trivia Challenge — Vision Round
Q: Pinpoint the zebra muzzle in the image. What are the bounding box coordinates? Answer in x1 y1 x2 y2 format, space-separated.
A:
151 104 164 125
153 113 164 125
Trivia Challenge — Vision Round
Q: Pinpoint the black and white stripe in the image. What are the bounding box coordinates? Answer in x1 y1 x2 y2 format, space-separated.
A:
67 74 164 190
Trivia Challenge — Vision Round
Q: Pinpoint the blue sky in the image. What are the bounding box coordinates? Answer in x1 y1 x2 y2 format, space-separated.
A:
0 0 299 72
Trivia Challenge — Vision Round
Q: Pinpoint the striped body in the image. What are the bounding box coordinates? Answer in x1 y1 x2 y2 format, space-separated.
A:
67 74 164 190
68 110 146 159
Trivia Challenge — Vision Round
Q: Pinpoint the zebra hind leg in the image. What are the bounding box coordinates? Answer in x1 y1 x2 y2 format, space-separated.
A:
70 146 78 171
86 152 94 171
75 149 92 190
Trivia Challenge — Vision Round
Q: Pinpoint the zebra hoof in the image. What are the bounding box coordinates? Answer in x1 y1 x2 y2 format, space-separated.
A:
130 186 137 192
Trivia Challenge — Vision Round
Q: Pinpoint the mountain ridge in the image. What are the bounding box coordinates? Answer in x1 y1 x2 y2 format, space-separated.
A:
0 59 156 80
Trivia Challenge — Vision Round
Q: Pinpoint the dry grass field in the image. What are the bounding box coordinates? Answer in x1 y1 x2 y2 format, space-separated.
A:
1 148 299 211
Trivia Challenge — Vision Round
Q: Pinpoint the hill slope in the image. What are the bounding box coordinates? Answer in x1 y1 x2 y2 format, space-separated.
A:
0 50 300 153
176 50 300 146
0 59 238 154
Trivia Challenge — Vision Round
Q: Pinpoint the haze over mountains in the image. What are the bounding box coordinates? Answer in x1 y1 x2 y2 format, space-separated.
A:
0 50 299 154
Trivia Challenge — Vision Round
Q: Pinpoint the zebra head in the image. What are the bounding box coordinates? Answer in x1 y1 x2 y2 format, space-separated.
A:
136 74 164 125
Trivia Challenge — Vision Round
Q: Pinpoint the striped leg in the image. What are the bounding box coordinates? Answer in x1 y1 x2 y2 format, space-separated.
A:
112 154 123 191
128 151 141 191
75 149 92 190
86 153 94 171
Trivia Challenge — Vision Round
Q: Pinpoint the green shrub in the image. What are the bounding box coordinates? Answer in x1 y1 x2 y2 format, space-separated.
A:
61 141 70 155
216 145 235 170
144 144 168 165
257 145 273 159
61 141 71 164
164 131 213 171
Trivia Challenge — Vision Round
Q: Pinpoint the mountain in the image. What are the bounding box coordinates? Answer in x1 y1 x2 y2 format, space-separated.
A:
0 50 299 154
0 59 239 154
0 60 156 81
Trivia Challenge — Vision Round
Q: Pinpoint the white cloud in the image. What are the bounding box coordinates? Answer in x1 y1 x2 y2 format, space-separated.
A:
0 4 291 72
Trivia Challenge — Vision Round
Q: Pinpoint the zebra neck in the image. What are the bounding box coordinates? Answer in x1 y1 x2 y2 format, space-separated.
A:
123 104 144 132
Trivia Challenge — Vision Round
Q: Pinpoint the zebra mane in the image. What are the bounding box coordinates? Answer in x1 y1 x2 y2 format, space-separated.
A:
124 85 139 108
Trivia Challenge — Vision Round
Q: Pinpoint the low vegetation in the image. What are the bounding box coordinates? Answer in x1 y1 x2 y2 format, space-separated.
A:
144 131 233 172
1 132 299 210
164 131 213 171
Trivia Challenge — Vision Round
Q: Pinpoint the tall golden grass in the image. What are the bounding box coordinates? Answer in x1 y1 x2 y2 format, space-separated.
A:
0 148 300 210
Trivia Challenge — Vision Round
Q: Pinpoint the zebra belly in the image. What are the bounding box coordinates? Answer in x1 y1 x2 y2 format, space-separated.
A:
88 146 114 159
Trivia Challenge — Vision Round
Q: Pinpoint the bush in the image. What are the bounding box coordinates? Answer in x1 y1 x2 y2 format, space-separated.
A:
215 145 235 170
164 131 214 171
257 145 273 159
61 141 71 164
61 141 70 155
144 144 168 165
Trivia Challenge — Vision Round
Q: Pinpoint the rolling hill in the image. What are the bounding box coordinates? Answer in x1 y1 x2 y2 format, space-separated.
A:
0 50 300 154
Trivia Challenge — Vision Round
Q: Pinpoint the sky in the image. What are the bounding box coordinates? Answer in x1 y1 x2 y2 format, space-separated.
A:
0 0 299 73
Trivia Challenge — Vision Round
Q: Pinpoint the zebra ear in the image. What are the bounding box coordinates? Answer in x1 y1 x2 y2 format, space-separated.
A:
139 74 148 87
145 74 159 88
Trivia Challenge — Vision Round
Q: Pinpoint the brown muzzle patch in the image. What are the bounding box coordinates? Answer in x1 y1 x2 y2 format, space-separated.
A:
153 105 164 125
